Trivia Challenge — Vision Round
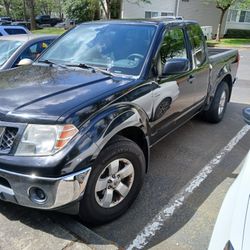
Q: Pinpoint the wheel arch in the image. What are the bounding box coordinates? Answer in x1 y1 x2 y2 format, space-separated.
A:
221 74 233 101
117 126 150 172
87 104 151 173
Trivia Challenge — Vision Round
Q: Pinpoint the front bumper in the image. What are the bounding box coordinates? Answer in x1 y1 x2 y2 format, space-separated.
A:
0 167 91 209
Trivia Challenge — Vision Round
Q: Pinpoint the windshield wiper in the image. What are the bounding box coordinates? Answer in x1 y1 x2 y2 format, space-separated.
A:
66 63 114 77
38 59 68 69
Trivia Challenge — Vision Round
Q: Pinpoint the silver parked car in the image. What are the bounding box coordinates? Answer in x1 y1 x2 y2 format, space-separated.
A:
0 34 57 71
209 108 250 250
0 25 30 36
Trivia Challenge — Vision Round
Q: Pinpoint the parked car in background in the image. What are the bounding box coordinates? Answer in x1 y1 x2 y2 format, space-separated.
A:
12 21 31 30
55 19 76 30
36 15 62 27
0 16 12 25
0 25 30 36
209 108 250 250
0 34 57 71
0 20 239 225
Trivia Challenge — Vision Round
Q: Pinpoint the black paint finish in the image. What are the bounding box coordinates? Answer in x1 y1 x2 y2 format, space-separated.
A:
0 20 238 180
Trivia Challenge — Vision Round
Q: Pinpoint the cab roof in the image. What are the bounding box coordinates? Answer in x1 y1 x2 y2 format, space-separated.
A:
0 34 58 42
82 18 198 26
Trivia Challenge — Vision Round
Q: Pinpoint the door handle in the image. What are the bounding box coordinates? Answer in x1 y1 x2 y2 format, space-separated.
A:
188 75 195 84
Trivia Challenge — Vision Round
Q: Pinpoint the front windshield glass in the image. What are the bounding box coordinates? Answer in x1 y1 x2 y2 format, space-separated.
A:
39 23 157 76
0 40 23 66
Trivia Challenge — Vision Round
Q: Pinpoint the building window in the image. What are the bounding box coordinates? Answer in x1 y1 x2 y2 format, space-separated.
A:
227 10 238 22
239 11 246 22
239 10 250 23
228 9 250 23
145 11 159 18
246 11 250 22
161 12 174 16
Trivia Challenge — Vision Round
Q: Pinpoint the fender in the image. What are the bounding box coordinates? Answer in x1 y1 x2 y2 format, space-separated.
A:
205 63 233 110
82 103 151 161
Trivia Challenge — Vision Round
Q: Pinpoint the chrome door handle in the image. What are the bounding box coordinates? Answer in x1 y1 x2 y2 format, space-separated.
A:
188 75 195 84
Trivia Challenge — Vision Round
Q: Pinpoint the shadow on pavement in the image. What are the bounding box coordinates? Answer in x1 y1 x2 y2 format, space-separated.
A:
92 102 250 249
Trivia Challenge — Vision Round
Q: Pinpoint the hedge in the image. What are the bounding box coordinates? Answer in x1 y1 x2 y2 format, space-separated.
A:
224 29 250 38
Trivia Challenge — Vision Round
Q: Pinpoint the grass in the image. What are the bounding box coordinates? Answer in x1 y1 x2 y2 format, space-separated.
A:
32 27 66 35
207 38 250 47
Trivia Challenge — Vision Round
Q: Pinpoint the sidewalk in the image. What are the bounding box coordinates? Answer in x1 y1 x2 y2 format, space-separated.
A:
0 201 118 250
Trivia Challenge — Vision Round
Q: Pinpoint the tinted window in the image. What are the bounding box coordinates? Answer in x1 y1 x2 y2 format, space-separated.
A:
160 28 188 66
14 40 53 66
4 28 27 35
39 24 156 76
187 24 206 67
0 32 2 36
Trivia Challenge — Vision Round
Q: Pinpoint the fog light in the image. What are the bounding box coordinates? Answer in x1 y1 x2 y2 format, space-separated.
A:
29 187 47 204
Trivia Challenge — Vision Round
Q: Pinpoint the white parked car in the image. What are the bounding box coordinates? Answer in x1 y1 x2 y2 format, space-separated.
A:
0 25 30 36
209 108 250 250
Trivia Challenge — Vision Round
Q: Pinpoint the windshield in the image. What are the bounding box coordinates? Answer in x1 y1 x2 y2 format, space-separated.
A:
0 40 23 66
39 23 157 76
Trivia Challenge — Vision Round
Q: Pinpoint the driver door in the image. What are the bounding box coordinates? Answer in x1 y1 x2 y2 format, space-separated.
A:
150 26 196 144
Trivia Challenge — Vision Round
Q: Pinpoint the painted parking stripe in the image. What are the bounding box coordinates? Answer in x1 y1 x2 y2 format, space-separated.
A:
126 125 250 250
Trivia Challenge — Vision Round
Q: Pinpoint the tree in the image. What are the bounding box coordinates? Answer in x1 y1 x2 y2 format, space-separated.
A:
26 0 36 30
207 0 250 41
99 0 150 19
215 0 236 41
1 0 11 16
64 0 99 22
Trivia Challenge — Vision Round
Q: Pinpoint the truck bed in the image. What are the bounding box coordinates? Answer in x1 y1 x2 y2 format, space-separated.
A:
208 47 239 97
208 47 238 63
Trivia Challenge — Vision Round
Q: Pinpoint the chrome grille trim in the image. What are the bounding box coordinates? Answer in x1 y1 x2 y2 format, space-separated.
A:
0 127 18 154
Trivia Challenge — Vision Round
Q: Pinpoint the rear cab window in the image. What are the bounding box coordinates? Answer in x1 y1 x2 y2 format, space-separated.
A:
186 24 207 68
4 28 27 35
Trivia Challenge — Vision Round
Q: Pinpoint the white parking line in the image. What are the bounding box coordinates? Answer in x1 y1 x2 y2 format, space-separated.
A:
126 125 250 250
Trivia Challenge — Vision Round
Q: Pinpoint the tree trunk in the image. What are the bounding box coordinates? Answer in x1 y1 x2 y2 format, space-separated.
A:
216 9 226 42
100 0 109 19
3 0 11 17
26 0 36 30
119 0 123 19
23 0 28 21
106 0 111 19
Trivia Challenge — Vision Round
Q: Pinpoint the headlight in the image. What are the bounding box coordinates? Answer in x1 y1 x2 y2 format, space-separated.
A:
15 124 78 156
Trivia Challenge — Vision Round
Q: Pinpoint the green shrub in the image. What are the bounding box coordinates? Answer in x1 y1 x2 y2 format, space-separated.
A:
225 29 250 38
64 0 99 23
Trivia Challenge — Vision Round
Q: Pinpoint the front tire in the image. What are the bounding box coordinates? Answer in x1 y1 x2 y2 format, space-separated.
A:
203 81 229 123
79 135 146 225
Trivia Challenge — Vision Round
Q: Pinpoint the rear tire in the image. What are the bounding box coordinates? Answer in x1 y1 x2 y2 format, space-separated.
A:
79 135 145 225
203 81 229 123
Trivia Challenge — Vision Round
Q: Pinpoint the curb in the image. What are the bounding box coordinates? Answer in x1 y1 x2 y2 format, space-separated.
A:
51 214 120 250
208 44 250 49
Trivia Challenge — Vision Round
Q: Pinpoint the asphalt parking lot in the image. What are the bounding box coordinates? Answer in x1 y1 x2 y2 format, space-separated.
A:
0 49 250 250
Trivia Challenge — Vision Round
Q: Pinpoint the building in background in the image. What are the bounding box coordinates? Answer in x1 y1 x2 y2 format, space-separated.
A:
121 0 177 19
121 0 227 36
225 8 250 32
178 0 227 35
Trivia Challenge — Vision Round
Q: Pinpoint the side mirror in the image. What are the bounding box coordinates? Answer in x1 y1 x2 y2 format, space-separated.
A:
162 58 190 77
243 108 250 125
17 58 33 67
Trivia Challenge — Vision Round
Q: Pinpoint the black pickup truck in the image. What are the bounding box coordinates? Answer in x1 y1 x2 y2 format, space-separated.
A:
0 20 238 224
36 15 61 27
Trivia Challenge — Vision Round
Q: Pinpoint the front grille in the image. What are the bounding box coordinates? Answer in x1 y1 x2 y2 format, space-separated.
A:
0 127 18 154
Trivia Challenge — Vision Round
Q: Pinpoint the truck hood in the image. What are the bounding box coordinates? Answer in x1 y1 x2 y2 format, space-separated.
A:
0 65 131 124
